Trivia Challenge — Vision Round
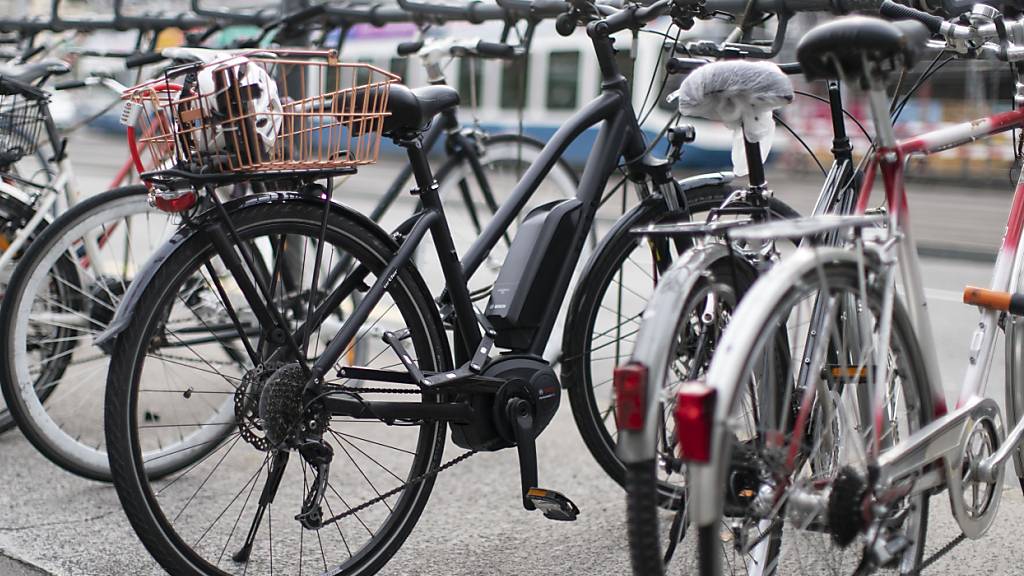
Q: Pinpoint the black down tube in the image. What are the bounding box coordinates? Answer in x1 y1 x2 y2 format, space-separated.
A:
528 104 639 356
460 91 623 280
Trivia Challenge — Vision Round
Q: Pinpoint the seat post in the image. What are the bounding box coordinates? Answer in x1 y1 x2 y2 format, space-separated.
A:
866 78 898 149
743 132 767 190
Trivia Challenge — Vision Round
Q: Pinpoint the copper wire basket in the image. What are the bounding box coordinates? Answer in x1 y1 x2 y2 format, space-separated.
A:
122 49 398 182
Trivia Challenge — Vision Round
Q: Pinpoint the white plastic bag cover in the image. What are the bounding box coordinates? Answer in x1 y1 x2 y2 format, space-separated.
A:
668 61 794 176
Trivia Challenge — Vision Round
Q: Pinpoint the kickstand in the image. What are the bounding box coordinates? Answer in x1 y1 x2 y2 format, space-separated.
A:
233 450 290 563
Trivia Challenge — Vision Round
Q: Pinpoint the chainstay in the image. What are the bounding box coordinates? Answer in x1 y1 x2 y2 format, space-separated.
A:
319 449 478 526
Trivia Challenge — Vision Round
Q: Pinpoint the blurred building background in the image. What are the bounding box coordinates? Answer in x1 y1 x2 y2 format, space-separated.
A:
1 0 1019 184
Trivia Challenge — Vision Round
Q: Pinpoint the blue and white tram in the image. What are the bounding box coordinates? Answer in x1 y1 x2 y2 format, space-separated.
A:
340 17 745 168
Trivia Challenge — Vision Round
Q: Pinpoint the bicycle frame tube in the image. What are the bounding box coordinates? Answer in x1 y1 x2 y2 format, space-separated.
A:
0 169 70 275
855 102 1024 416
460 89 629 279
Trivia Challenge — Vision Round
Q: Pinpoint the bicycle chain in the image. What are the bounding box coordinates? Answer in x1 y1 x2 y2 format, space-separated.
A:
914 533 965 575
310 383 477 526
318 448 478 526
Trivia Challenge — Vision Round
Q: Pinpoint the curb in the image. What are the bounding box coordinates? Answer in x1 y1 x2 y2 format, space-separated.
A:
0 548 54 576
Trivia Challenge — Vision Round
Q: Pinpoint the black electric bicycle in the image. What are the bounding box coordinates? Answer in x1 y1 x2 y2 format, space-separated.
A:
100 0 805 573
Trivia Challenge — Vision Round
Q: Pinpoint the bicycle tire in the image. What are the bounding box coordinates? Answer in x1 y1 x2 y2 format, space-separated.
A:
692 258 931 575
0 185 182 477
562 186 800 499
622 256 776 576
0 191 50 434
105 197 452 575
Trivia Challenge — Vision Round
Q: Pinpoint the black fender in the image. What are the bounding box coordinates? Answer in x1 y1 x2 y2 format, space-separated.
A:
94 191 403 351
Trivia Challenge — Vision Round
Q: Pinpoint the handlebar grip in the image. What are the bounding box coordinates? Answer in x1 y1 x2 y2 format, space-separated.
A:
878 0 944 32
266 2 327 30
475 40 516 58
126 51 166 68
53 79 88 91
666 57 707 74
531 0 571 16
396 41 423 56
777 62 802 75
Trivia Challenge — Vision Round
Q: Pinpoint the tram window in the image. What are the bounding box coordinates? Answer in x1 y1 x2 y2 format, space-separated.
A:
547 51 580 110
389 56 408 81
458 58 483 103
501 56 529 109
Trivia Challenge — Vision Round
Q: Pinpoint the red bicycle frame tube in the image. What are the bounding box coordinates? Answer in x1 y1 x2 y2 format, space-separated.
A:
853 106 1024 445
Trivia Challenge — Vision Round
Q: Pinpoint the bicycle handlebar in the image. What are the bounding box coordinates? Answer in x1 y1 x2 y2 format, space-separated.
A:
495 0 571 18
396 40 423 56
125 51 166 68
396 0 512 24
53 78 87 90
262 2 326 31
322 4 415 27
697 0 881 15
666 56 802 74
397 37 518 60
878 0 944 31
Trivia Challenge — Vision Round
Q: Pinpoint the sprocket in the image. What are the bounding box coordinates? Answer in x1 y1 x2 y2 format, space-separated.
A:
234 362 284 451
258 362 327 449
828 466 867 547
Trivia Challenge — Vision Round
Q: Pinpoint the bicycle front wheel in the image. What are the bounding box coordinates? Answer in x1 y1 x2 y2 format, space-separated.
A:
691 256 931 575
0 185 180 478
105 197 452 575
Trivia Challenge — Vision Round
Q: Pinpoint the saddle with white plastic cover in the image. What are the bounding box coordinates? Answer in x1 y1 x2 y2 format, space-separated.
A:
668 60 793 177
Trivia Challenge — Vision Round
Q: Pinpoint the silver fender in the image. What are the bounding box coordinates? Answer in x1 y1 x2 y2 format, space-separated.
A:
616 242 741 464
689 246 859 527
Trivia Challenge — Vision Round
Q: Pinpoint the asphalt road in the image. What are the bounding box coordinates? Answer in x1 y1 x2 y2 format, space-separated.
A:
2 130 1024 575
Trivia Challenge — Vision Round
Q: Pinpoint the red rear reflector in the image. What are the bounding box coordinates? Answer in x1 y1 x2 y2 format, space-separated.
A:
674 382 717 463
152 190 197 213
613 363 647 431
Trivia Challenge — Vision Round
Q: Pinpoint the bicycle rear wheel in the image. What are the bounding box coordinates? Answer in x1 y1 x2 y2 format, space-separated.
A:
690 258 931 575
105 197 451 575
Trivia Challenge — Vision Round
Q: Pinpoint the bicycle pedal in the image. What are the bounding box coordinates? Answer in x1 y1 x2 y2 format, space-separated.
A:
526 488 579 521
